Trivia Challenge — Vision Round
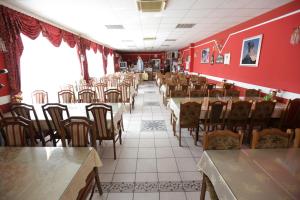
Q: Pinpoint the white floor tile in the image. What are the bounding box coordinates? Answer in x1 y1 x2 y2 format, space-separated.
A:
172 147 193 158
112 173 135 182
136 159 157 172
176 158 197 172
135 172 158 182
99 159 118 173
99 173 113 182
186 192 200 200
115 159 137 173
156 147 174 158
119 148 139 158
155 139 171 147
157 158 178 172
107 193 133 200
160 192 186 200
138 148 156 158
133 193 159 200
180 172 202 181
158 172 181 182
139 139 155 147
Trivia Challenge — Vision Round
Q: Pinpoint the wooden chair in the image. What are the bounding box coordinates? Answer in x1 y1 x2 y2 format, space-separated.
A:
173 102 202 146
86 103 122 160
119 82 134 113
189 89 206 97
249 101 276 130
226 101 252 131
202 101 228 131
104 89 122 103
11 103 48 146
209 89 224 97
245 89 261 97
42 103 70 146
62 117 94 147
225 89 240 97
201 130 243 200
223 82 234 90
0 116 35 146
58 90 76 103
163 84 176 106
95 82 107 102
31 90 48 104
280 98 300 130
78 89 96 103
251 128 291 149
193 83 205 90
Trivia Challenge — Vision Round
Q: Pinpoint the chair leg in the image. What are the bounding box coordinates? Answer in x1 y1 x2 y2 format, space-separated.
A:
195 126 199 145
119 129 122 145
200 174 207 200
179 128 182 147
113 139 116 160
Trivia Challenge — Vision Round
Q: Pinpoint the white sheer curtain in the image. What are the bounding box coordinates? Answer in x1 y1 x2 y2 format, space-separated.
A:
86 49 104 79
20 33 81 103
107 54 115 75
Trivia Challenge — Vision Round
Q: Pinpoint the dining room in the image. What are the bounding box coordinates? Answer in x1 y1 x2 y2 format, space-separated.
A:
0 0 300 200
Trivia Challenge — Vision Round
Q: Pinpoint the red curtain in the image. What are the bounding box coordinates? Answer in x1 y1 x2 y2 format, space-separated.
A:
0 5 113 94
102 46 110 74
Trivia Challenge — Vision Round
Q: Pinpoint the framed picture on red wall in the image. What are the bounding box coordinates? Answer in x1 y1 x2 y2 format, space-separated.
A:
201 48 210 63
240 34 263 67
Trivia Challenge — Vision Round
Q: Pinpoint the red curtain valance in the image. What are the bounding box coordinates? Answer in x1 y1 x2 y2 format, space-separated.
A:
0 5 113 95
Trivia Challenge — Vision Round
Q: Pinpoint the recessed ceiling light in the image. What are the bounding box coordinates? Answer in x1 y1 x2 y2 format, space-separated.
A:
165 39 176 41
122 40 134 42
161 45 170 47
176 24 195 28
137 0 167 12
143 37 156 40
105 25 124 29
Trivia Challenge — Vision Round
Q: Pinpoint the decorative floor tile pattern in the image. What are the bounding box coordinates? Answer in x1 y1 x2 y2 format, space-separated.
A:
143 102 160 106
141 120 167 131
100 181 201 193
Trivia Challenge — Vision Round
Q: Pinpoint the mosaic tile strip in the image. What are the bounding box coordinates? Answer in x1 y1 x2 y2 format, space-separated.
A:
99 181 201 193
141 120 167 131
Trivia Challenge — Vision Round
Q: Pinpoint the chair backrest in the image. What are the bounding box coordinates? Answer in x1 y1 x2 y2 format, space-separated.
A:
104 89 122 103
119 82 131 102
281 98 300 129
0 116 33 146
60 84 74 91
209 89 224 97
58 90 75 103
62 117 94 147
189 89 206 97
10 103 41 134
225 89 240 97
207 101 228 124
228 101 252 121
223 83 234 90
31 90 48 104
180 102 202 128
245 89 260 97
203 130 243 150
166 84 176 97
251 128 291 149
108 76 119 88
78 89 95 103
170 90 187 98
42 103 70 141
206 83 216 90
79 83 93 91
86 103 114 139
95 82 107 102
251 101 276 121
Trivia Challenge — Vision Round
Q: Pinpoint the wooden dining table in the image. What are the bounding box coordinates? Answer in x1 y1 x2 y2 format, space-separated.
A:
197 149 300 200
169 97 286 120
0 147 102 200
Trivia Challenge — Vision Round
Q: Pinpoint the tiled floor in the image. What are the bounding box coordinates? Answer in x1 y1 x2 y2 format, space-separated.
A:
93 81 210 200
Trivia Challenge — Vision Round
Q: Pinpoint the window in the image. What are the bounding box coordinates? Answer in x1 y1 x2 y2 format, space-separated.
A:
20 33 81 103
107 54 115 74
86 49 104 79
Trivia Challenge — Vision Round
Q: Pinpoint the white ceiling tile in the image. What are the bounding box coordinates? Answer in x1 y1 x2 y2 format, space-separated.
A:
161 17 182 24
184 9 213 18
193 0 226 9
166 0 198 10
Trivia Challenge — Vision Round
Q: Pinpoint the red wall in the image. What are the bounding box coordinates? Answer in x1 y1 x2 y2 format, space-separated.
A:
187 1 300 95
117 52 166 68
0 52 10 112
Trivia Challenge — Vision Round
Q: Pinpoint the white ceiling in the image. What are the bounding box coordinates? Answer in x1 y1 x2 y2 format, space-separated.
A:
0 0 292 52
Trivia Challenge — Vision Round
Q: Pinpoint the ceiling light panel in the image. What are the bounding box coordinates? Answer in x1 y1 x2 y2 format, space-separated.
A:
137 0 167 12
105 25 125 29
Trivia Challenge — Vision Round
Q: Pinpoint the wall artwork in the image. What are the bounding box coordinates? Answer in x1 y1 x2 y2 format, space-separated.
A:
240 34 263 67
224 53 230 64
201 48 210 63
215 54 224 64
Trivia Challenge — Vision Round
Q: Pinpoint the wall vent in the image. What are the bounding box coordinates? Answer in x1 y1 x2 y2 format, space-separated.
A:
175 24 195 28
105 25 124 29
